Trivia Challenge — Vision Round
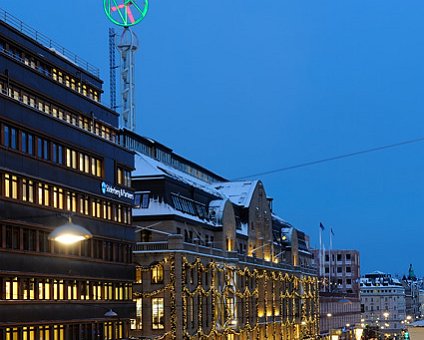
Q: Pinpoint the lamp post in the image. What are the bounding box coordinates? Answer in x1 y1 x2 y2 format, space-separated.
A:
249 239 273 260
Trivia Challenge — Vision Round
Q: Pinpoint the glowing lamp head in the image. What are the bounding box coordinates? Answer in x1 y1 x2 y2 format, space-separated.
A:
48 218 92 245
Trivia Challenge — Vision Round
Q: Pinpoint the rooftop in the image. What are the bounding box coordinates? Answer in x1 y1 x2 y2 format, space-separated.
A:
0 8 99 77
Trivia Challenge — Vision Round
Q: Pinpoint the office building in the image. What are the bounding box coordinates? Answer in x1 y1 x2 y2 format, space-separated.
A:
0 9 135 339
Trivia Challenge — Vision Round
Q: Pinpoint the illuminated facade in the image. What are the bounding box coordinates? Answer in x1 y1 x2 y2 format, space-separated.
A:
0 9 134 339
124 132 320 339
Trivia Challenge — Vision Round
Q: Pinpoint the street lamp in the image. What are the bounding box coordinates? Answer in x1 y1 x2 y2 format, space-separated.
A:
48 216 92 245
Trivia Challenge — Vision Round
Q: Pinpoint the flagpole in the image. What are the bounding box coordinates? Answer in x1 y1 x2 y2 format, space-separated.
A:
329 227 332 292
319 224 323 277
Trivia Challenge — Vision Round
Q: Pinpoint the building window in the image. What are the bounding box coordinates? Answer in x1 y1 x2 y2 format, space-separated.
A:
151 265 164 284
346 253 351 260
346 266 351 272
337 254 342 261
152 298 165 329
117 166 131 187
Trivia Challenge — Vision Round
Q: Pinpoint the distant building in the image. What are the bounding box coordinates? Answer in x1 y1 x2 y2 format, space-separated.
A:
125 131 320 340
313 249 361 338
360 271 406 337
402 264 422 320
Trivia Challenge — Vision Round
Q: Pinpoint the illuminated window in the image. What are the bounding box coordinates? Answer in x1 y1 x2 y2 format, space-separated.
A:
22 278 35 300
134 298 142 330
91 157 96 176
152 298 165 329
71 193 77 212
4 173 10 198
151 265 164 284
37 183 43 205
96 159 102 177
23 326 35 340
79 153 84 172
84 155 90 173
136 267 142 284
11 175 18 199
5 327 19 340
66 148 71 167
71 150 77 169
5 277 19 299
43 184 50 206
58 188 64 209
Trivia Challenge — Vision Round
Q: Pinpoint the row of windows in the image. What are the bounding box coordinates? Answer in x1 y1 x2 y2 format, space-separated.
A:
135 265 164 284
1 321 125 340
324 266 352 273
0 224 132 263
325 253 355 262
363 296 401 302
171 193 208 219
0 39 101 102
52 68 99 101
1 122 103 178
134 192 150 209
0 79 118 143
0 276 132 301
133 298 165 331
1 172 131 225
361 289 403 293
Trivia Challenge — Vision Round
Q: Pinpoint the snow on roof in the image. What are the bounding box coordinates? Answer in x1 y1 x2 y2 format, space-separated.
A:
272 214 292 227
133 153 165 177
371 270 387 275
214 180 258 208
133 152 224 197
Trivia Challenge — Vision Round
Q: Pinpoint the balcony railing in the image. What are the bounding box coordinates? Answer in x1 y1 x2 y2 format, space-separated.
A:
0 8 99 77
134 239 318 275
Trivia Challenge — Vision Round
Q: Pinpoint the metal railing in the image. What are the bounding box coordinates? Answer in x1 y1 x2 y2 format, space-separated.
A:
0 8 99 77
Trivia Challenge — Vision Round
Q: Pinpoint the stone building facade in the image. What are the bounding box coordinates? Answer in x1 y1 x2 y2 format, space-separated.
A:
123 131 320 340
360 271 406 337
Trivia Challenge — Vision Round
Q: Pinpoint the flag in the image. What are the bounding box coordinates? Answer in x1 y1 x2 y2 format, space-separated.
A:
320 222 325 231
331 228 335 236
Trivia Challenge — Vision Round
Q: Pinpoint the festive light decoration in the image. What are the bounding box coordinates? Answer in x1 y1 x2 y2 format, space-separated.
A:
135 255 319 339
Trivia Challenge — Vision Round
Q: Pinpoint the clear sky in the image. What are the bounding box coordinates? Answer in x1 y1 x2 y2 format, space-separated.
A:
3 1 424 277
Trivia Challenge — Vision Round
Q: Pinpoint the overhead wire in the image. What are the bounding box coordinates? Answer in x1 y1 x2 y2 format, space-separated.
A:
233 135 424 180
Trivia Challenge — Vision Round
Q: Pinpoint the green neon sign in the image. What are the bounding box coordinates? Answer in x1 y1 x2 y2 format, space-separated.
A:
104 0 148 27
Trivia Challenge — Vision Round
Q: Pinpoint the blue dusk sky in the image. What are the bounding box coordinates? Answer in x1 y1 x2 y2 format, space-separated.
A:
3 1 424 277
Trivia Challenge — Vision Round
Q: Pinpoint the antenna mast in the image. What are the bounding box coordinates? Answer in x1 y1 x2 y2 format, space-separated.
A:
103 0 149 132
109 28 118 111
118 28 138 131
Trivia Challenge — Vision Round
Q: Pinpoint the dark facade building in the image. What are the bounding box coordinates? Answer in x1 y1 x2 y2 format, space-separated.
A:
122 131 319 340
0 9 135 339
